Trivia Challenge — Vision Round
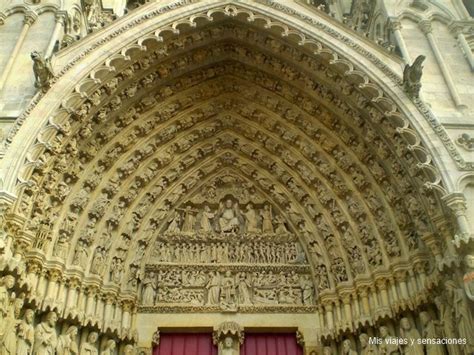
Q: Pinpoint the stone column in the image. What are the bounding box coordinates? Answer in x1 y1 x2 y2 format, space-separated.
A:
0 11 37 92
43 270 61 309
45 11 67 57
389 19 411 65
213 321 244 355
450 24 474 71
419 20 466 109
442 192 473 246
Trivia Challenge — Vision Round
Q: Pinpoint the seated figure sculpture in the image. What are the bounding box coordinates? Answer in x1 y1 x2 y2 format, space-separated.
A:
217 199 241 233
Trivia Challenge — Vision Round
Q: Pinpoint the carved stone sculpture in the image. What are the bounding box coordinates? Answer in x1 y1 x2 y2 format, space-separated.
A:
244 204 259 233
57 325 78 355
399 318 423 355
31 51 54 90
220 337 238 355
0 276 17 354
359 333 378 355
419 312 444 355
463 254 474 301
213 321 244 355
142 272 156 305
80 331 98 355
341 339 357 355
17 309 35 355
206 271 221 305
260 204 274 233
33 311 58 355
199 205 215 232
444 280 474 353
403 55 425 99
101 340 116 355
379 326 400 355
122 344 135 354
217 200 241 233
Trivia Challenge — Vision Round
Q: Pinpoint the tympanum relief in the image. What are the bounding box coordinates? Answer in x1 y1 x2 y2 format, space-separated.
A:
139 178 315 313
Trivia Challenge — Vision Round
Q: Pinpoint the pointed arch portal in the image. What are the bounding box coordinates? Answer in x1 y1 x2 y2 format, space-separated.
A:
0 1 470 354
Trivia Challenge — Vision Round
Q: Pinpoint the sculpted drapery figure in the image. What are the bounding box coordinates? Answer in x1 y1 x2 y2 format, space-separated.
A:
463 255 474 301
220 336 238 355
359 333 378 355
200 205 215 232
79 331 98 355
419 312 444 355
217 200 241 233
434 295 459 355
181 206 198 233
17 309 35 355
300 275 314 305
260 204 274 233
379 326 400 355
166 211 181 233
341 339 357 355
33 311 58 355
142 272 157 305
221 271 236 306
444 280 474 353
244 204 259 233
0 276 17 355
399 318 423 355
101 340 116 355
57 325 78 355
206 271 221 305
237 273 252 305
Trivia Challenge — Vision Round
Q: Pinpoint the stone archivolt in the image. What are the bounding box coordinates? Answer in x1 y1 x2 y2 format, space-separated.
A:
0 3 469 352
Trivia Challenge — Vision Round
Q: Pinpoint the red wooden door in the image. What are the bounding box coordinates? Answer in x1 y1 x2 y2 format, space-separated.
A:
153 333 218 355
240 333 304 355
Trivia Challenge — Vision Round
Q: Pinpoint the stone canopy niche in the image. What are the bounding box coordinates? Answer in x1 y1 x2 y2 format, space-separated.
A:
140 173 315 313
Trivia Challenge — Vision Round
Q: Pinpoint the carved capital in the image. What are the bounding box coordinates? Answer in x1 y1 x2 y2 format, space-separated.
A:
213 321 244 345
55 11 68 25
23 12 37 26
48 269 62 281
389 19 402 31
418 20 432 35
442 193 467 215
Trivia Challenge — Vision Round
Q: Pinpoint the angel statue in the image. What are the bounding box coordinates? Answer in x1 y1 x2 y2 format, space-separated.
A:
31 51 54 90
403 55 426 99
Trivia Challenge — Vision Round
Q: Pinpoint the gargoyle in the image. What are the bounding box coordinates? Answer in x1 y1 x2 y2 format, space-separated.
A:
403 55 426 99
31 51 54 90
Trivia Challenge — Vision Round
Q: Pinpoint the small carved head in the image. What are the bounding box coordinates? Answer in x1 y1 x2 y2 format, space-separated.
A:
46 311 58 326
224 336 234 348
465 254 474 269
400 317 411 330
2 275 15 289
419 311 431 326
24 309 34 323
67 325 78 336
88 331 98 343
105 339 116 350
342 339 352 351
